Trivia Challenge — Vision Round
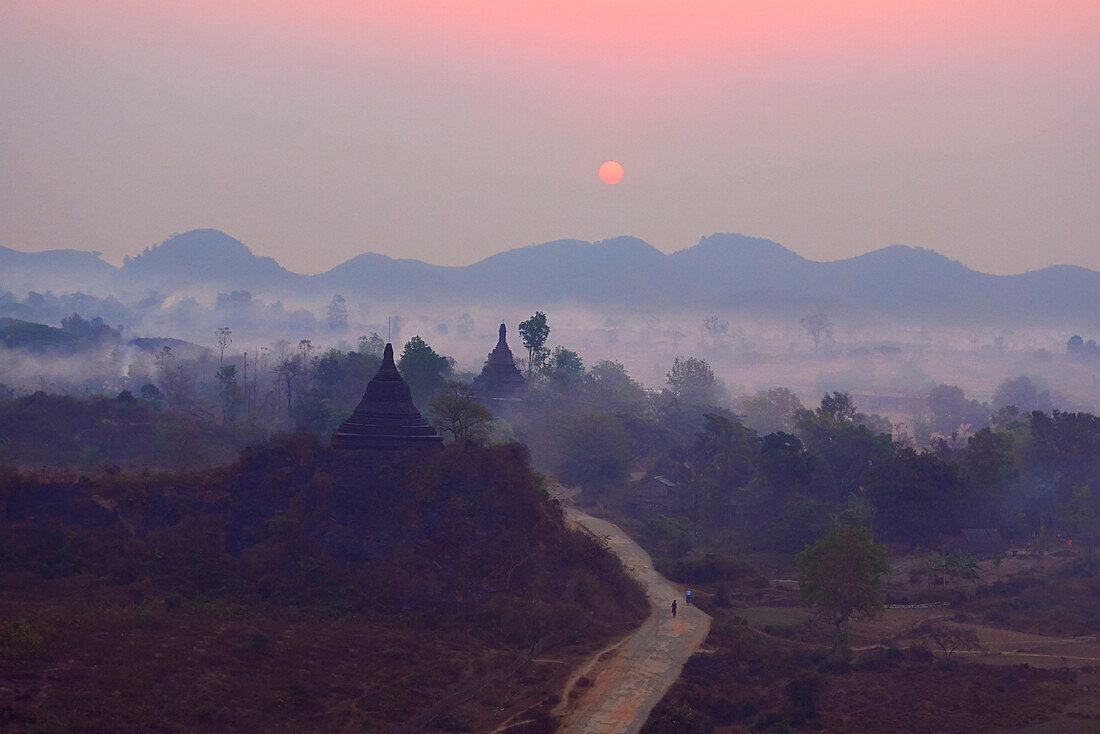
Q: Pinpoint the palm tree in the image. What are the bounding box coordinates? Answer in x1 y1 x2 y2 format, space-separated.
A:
945 549 981 586
926 552 948 588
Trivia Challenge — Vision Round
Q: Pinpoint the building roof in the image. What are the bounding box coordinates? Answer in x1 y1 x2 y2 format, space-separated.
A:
631 475 679 498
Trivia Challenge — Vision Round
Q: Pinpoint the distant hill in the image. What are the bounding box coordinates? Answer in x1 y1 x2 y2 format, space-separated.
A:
0 317 78 353
116 229 307 293
2 229 1098 326
0 244 115 295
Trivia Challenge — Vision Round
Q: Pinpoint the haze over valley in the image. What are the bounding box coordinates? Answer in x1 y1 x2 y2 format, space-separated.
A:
3 228 1098 419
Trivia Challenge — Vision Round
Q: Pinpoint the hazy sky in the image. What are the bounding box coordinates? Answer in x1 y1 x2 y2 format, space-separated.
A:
2 1 1097 274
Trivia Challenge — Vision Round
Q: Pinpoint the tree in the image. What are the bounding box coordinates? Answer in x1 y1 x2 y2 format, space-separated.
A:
1027 411 1100 560
993 375 1052 413
800 313 832 348
215 364 239 422
518 311 550 378
702 315 729 347
587 360 646 411
61 313 117 347
357 332 385 358
666 356 718 406
327 294 348 331
961 427 1018 527
545 346 585 388
215 326 232 367
154 346 193 407
864 447 968 545
795 399 894 503
398 336 450 405
553 410 631 491
274 339 314 419
910 620 983 662
754 431 814 501
741 387 804 434
796 523 890 632
928 384 990 436
429 382 495 444
818 392 858 424
944 549 981 585
691 414 758 526
1067 483 1097 573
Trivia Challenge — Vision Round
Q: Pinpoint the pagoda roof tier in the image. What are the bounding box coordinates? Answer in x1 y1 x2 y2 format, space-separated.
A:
332 342 443 451
471 323 526 399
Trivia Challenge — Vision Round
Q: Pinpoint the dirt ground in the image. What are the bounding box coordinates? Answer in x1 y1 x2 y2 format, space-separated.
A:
553 508 711 734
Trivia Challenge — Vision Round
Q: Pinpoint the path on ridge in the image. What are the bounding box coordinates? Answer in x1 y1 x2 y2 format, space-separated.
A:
555 507 711 734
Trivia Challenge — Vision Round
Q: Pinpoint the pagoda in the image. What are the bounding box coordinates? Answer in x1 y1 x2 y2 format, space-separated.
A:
471 323 527 400
332 343 443 451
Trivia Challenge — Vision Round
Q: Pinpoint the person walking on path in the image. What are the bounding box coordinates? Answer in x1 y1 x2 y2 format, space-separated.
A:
671 600 677 618
686 589 693 605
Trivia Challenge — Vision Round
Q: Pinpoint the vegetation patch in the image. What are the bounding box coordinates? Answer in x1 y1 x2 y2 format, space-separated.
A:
0 438 647 732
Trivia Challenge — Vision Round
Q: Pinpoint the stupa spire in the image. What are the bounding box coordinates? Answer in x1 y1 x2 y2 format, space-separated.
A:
332 342 443 451
471 323 526 400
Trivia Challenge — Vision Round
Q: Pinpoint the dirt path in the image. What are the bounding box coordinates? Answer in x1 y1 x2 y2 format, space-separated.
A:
850 608 1100 669
554 507 710 734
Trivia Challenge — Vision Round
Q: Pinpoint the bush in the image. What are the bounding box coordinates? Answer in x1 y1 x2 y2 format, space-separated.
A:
664 553 766 588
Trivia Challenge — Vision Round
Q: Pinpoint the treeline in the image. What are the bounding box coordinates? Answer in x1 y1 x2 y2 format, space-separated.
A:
672 396 1096 553
3 308 1096 562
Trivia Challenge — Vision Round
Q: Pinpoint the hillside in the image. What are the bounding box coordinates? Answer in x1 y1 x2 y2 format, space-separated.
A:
117 229 307 293
0 244 115 295
0 438 647 732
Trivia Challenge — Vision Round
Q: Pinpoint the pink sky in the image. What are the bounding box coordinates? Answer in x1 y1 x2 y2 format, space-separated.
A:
2 1 1097 273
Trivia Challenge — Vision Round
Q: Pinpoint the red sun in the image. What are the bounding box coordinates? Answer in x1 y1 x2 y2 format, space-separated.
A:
598 160 624 184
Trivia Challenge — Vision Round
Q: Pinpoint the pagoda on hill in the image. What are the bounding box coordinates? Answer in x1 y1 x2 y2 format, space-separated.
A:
471 323 527 400
332 343 443 451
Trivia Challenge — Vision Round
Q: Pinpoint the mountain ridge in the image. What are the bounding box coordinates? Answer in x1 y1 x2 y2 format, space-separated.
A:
2 229 1096 325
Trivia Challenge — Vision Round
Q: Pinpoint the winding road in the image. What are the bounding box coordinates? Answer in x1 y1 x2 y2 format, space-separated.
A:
554 507 711 734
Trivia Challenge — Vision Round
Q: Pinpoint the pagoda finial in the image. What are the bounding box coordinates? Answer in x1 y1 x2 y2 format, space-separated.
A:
498 323 507 345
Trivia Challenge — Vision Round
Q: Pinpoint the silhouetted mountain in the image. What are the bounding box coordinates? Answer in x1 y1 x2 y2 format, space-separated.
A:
0 244 115 295
116 229 307 293
318 251 450 298
2 229 1097 326
456 236 667 303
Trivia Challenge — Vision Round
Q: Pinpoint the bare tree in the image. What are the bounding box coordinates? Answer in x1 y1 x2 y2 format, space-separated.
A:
154 346 193 407
215 327 232 366
273 339 315 419
910 620 984 661
800 313 833 348
702 315 730 347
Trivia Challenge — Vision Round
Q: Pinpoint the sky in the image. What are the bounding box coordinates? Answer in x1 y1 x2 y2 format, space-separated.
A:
1 1 1098 275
